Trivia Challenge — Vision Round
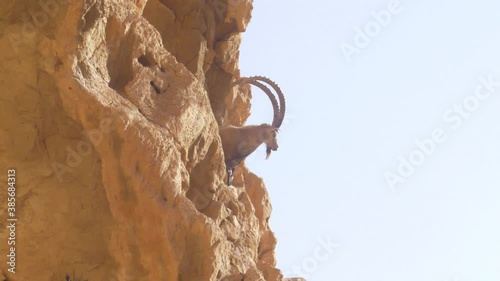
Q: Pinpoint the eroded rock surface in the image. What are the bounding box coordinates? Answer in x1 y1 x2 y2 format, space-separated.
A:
0 0 294 280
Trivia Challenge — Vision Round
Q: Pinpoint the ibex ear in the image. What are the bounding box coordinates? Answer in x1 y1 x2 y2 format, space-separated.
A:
266 147 272 159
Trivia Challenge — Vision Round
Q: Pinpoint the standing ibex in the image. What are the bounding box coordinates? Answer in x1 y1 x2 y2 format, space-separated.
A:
219 76 286 185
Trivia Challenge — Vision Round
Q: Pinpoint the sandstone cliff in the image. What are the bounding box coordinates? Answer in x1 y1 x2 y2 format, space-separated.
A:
0 0 290 280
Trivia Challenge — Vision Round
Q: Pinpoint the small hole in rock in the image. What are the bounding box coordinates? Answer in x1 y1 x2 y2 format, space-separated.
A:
138 55 154 67
150 81 160 94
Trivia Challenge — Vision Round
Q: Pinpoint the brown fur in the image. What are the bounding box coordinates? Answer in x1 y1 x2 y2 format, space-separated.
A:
219 124 278 169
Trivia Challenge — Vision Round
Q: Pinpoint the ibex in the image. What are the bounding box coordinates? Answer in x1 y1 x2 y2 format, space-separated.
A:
219 76 286 185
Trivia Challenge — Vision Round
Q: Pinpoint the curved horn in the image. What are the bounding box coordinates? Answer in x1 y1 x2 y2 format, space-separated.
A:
245 76 286 128
232 78 280 127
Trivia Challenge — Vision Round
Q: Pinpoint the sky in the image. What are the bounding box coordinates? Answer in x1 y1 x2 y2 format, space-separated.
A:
238 1 500 281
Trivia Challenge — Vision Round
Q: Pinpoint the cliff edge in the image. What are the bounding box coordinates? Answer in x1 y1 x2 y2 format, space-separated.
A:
0 0 291 280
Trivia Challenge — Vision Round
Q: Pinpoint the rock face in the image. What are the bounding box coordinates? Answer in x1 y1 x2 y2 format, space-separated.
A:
0 0 289 280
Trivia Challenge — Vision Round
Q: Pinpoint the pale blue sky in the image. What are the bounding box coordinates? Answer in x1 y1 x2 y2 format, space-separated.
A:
239 1 500 281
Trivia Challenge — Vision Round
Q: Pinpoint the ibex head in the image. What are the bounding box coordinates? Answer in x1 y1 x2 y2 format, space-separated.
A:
234 76 286 159
258 123 279 159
